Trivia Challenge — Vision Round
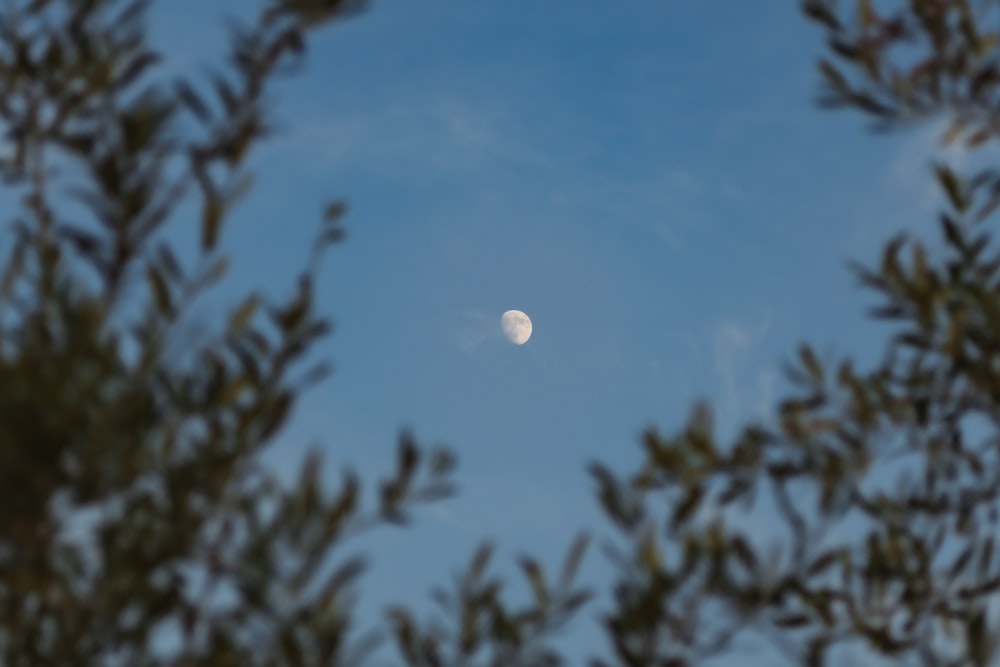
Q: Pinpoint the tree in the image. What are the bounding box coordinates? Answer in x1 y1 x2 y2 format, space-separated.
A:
383 1 1000 665
9 1 1000 666
573 2 1000 665
0 1 463 664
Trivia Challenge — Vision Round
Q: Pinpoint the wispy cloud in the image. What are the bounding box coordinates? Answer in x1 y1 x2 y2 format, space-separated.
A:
454 309 501 354
713 316 773 427
863 117 1000 241
885 119 970 214
596 168 713 252
280 90 551 176
843 119 961 256
268 72 738 261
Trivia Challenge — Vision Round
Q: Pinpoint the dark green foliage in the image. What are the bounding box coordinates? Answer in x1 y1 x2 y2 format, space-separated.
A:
575 3 1000 666
0 1 455 665
386 537 592 667
8 1 1000 666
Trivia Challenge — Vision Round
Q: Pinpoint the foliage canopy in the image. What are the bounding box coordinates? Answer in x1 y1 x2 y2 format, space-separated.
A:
6 1 1000 666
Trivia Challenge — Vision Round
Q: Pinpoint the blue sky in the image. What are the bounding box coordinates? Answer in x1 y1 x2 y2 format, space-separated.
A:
143 1 964 663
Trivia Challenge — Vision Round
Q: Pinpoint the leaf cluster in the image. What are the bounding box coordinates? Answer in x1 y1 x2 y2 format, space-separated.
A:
564 5 1000 666
11 2 1000 667
0 1 454 665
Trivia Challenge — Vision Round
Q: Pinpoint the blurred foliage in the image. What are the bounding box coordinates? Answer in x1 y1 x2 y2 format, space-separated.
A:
0 0 462 664
9 1 1000 666
578 2 1000 666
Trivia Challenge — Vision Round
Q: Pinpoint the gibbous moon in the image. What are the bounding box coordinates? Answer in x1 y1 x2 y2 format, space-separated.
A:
501 310 532 345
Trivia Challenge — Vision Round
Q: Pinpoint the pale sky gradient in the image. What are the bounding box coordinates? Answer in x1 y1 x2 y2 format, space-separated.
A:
138 2 967 664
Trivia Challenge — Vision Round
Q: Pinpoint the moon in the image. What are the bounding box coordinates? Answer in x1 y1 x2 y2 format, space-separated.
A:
501 310 532 345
